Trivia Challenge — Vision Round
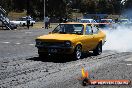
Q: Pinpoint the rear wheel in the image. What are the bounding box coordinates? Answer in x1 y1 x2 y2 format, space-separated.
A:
73 45 82 60
93 42 102 55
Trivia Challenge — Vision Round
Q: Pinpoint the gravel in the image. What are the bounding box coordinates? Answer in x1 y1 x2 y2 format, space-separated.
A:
0 29 132 88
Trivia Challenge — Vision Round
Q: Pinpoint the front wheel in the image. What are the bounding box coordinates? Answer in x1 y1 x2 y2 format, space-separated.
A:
93 42 102 55
72 45 82 60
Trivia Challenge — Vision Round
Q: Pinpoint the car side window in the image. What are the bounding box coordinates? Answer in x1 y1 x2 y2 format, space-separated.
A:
85 25 92 35
92 26 98 34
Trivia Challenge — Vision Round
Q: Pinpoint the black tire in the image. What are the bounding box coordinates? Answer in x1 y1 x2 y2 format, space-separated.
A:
93 42 102 55
72 45 82 60
22 23 25 26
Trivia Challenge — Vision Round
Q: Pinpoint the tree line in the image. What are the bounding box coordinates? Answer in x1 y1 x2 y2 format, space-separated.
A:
0 0 132 19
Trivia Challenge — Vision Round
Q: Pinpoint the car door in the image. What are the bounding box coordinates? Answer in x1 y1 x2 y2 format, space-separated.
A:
82 25 95 51
91 26 100 49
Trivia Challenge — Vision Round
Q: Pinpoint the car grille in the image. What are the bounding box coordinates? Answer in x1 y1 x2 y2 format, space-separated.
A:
37 41 64 47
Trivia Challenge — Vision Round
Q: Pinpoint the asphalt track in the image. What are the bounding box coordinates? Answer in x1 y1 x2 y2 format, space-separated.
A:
0 29 132 88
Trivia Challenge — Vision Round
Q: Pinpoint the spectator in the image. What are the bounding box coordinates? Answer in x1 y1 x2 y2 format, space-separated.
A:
59 17 63 23
26 15 31 29
64 17 68 23
48 17 51 28
115 18 118 23
44 16 49 29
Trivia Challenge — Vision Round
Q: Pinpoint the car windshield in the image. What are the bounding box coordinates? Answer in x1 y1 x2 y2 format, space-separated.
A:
52 24 83 34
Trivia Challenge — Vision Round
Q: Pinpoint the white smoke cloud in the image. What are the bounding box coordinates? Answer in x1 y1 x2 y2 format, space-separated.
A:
103 25 132 52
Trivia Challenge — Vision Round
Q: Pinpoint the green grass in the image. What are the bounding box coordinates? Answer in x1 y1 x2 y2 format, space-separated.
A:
8 11 27 20
33 22 58 29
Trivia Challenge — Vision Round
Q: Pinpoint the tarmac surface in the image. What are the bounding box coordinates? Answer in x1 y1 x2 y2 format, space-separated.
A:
0 28 132 88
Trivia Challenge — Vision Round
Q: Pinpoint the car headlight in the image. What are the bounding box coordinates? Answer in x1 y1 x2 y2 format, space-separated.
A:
64 41 71 47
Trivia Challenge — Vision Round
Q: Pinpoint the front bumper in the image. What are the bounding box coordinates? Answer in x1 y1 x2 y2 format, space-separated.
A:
36 45 74 54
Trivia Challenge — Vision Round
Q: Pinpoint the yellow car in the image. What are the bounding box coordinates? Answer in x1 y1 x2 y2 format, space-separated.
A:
35 22 106 59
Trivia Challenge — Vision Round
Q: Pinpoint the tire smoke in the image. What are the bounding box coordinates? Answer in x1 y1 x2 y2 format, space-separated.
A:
103 25 132 52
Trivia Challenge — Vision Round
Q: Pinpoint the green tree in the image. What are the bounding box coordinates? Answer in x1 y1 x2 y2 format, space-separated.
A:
0 0 13 13
80 0 96 13
13 0 26 12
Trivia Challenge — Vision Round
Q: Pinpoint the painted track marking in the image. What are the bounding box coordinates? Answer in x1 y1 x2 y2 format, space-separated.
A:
2 42 10 44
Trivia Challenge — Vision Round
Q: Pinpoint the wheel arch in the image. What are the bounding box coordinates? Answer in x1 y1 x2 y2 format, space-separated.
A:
98 39 103 44
75 42 82 48
93 39 102 50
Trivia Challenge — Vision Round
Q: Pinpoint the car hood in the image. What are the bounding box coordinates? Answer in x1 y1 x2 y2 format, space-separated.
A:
37 34 81 41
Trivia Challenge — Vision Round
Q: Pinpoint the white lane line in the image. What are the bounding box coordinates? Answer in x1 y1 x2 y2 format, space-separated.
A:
29 44 35 46
127 64 132 66
15 43 21 45
1 42 10 44
1 42 36 46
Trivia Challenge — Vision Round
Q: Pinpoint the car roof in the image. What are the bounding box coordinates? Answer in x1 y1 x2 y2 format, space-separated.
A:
60 22 100 25
101 19 113 20
60 22 88 24
60 22 83 25
81 19 94 20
